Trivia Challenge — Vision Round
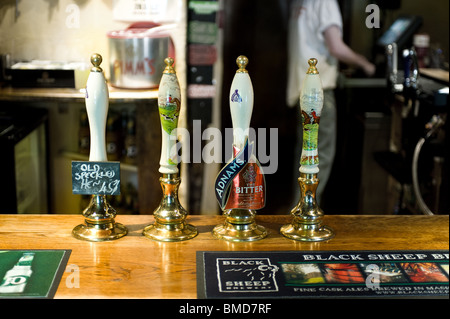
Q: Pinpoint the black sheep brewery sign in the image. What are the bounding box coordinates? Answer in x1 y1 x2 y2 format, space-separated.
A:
197 250 449 298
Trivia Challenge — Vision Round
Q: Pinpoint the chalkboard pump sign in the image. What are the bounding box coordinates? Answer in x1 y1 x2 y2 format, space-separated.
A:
71 161 121 196
71 53 127 242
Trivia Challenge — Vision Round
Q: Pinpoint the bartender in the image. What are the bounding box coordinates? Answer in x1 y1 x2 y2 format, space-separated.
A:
287 0 376 205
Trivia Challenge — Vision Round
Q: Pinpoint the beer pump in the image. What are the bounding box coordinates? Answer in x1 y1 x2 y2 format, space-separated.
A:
213 56 267 242
72 54 127 241
142 57 198 242
281 58 334 242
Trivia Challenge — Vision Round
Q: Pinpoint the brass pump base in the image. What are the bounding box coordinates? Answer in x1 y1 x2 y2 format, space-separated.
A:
143 222 197 242
213 209 267 242
72 222 128 242
72 195 127 242
281 173 334 242
143 174 198 242
280 220 334 242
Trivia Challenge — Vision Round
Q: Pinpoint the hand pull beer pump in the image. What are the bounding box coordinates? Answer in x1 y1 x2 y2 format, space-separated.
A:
142 57 198 242
213 56 267 242
281 58 334 242
72 54 127 241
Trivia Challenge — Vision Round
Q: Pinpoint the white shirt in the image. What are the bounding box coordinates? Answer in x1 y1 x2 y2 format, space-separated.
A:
287 0 343 107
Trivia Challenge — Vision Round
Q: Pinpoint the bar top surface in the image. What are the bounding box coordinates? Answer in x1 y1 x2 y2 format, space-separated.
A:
0 214 448 299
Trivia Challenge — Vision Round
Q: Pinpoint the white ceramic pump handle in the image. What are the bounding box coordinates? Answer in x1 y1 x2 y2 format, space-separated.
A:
229 55 254 150
85 53 109 162
299 58 324 174
158 57 181 174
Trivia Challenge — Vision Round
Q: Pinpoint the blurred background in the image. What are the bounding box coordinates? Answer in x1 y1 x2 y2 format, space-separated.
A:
0 0 448 216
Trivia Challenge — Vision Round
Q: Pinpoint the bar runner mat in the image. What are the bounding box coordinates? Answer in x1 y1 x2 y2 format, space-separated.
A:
0 250 71 299
197 250 449 298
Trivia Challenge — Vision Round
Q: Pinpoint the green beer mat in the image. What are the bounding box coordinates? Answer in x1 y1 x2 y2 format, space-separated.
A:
0 250 71 299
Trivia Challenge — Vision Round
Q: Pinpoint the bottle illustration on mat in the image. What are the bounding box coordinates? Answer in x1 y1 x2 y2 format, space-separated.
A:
0 253 35 293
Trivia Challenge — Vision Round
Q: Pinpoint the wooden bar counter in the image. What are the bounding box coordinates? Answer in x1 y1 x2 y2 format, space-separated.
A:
0 214 448 299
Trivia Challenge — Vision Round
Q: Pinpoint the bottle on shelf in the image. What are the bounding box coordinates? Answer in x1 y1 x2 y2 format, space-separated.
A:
78 110 90 155
124 110 137 165
106 111 121 161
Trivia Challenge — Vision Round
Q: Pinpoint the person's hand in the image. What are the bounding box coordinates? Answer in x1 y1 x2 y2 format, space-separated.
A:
363 62 376 77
